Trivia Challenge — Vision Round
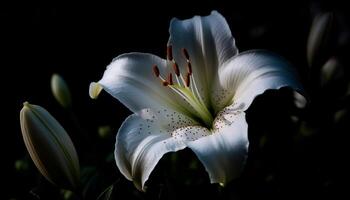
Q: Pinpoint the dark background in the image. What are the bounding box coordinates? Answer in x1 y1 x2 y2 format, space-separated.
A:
1 1 349 199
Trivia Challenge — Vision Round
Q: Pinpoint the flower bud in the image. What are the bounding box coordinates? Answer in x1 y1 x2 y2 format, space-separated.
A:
51 74 72 108
334 109 347 124
14 159 29 172
98 125 112 139
20 102 80 190
307 12 333 67
320 57 344 87
293 91 307 109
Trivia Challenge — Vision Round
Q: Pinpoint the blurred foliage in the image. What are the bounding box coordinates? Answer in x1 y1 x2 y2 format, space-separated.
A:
4 1 350 200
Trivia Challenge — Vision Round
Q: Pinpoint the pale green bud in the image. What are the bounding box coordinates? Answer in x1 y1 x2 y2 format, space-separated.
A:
14 159 29 171
320 57 344 87
51 74 72 108
334 109 347 124
98 125 112 139
61 189 74 200
20 102 80 190
293 91 307 109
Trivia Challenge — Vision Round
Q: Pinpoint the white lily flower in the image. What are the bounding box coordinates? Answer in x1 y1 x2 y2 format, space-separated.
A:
89 11 303 191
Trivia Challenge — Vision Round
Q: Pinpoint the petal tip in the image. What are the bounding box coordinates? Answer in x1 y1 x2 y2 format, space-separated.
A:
89 82 103 99
210 10 220 16
134 182 147 192
23 101 30 107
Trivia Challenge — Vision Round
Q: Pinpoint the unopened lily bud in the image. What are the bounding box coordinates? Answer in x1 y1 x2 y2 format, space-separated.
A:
293 91 307 109
20 102 80 190
98 125 112 139
320 57 344 87
51 74 72 108
334 109 347 124
14 159 29 172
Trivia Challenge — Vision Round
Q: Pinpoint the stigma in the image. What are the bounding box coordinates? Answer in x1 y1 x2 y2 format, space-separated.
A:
151 45 214 127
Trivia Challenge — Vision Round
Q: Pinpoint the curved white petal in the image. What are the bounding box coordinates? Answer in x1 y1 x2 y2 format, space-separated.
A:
115 107 198 191
94 53 193 115
169 11 238 106
213 50 303 112
187 105 248 185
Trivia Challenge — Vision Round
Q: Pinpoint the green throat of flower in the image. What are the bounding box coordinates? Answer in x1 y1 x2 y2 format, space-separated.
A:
152 46 214 128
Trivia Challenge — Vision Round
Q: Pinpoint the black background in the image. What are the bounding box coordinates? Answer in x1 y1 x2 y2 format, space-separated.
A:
1 1 349 199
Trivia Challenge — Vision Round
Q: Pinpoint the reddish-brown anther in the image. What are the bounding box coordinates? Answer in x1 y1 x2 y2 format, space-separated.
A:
182 48 190 60
185 72 191 87
152 65 160 77
167 73 173 85
167 45 173 61
172 62 180 76
187 62 192 75
162 81 169 86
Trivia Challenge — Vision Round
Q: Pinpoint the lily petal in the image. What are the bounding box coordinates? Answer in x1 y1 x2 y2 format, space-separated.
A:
93 53 193 115
214 50 303 112
187 105 248 185
169 11 238 106
115 107 198 191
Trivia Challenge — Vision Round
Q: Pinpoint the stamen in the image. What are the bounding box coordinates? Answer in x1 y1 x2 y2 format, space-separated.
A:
152 45 214 128
182 48 192 75
182 48 190 60
191 75 206 107
172 62 180 76
185 72 191 87
187 62 192 75
167 45 173 61
167 73 173 85
152 65 160 77
162 81 169 86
